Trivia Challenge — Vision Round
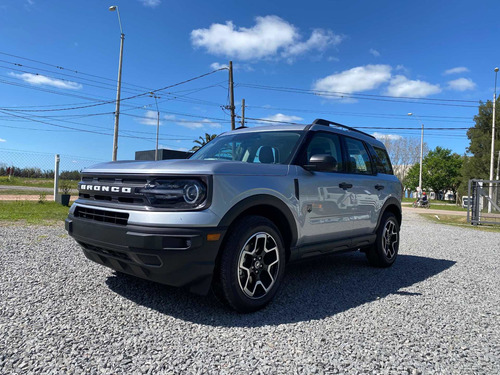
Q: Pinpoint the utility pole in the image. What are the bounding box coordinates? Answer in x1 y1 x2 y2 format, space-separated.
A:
488 67 498 213
110 5 124 161
229 61 235 130
150 92 160 161
241 99 246 127
496 150 500 181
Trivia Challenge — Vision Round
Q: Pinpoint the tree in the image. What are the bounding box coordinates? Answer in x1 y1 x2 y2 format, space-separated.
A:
191 133 217 151
460 98 500 190
406 147 463 200
378 135 428 189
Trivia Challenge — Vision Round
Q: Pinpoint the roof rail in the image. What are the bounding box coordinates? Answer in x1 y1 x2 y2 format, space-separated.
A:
312 118 375 139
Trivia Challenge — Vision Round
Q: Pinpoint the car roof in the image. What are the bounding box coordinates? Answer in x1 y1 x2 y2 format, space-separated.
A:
219 119 387 149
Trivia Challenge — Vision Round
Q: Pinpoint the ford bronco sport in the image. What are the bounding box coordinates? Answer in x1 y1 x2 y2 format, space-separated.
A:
66 119 402 312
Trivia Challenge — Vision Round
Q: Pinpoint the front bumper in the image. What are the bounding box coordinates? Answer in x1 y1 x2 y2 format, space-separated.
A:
65 215 226 295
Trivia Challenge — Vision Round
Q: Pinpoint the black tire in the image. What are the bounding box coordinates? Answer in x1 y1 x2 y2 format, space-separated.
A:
366 212 400 268
213 215 286 313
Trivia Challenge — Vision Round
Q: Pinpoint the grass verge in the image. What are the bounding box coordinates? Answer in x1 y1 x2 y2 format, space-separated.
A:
0 176 78 189
0 201 70 225
420 213 500 232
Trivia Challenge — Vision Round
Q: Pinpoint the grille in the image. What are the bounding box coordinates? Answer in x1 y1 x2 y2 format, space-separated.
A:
74 206 129 225
78 175 148 205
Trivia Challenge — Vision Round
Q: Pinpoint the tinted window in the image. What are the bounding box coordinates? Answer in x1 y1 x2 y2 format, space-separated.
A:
190 131 302 164
374 147 393 175
306 133 343 172
345 138 373 174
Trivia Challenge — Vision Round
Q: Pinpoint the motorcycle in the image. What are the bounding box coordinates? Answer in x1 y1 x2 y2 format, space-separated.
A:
412 199 430 209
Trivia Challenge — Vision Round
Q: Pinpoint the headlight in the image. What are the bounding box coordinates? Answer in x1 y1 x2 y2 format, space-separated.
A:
137 179 208 209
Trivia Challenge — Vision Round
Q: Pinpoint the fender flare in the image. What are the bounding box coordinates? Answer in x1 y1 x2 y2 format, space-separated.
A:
218 194 298 248
375 197 402 232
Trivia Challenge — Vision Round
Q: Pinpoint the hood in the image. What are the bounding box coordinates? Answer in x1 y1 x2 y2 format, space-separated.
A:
82 159 290 176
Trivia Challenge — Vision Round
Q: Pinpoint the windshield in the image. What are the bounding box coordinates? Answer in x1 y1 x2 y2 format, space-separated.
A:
189 131 303 164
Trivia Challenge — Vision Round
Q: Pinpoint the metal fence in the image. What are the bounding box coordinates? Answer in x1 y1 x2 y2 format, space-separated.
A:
0 148 105 201
467 179 500 226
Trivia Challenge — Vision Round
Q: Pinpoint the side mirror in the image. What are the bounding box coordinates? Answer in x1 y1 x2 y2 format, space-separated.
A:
304 154 337 172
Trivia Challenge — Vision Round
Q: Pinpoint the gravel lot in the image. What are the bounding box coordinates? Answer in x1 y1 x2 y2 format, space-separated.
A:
1 211 499 374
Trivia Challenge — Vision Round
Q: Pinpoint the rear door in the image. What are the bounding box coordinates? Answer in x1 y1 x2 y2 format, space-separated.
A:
343 137 388 234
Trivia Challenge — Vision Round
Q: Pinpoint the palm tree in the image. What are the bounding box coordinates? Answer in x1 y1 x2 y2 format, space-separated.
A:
191 133 217 151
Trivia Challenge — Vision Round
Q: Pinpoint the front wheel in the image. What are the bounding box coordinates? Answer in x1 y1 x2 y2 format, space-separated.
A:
214 216 286 313
366 212 400 268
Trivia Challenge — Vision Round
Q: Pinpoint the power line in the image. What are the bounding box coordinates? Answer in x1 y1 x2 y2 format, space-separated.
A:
0 68 227 113
0 62 142 95
0 51 153 91
239 83 481 108
246 105 473 122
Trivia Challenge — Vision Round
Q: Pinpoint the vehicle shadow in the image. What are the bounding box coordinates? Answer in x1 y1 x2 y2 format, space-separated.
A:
105 253 455 327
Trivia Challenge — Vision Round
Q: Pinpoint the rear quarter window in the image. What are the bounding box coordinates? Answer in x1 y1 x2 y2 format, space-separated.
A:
374 147 393 175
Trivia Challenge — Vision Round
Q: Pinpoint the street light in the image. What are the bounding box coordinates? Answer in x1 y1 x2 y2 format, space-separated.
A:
408 112 424 198
109 5 124 161
149 92 160 161
488 67 499 212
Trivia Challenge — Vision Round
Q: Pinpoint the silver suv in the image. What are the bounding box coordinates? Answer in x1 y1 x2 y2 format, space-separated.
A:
66 119 402 312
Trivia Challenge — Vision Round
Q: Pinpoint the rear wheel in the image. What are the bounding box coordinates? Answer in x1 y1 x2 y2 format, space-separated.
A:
214 216 285 313
366 212 399 267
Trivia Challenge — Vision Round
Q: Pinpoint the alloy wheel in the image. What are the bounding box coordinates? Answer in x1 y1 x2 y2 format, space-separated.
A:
382 220 398 259
237 232 280 299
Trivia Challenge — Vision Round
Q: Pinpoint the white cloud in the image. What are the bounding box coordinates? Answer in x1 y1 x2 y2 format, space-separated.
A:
176 118 220 130
447 78 476 91
369 48 380 57
283 29 343 57
386 75 441 97
138 110 162 126
211 62 254 72
210 62 229 70
372 132 402 141
139 0 161 7
443 67 469 75
327 56 340 62
0 138 6 142
9 72 82 90
258 113 303 124
313 65 392 95
177 121 204 130
191 16 342 61
202 119 222 129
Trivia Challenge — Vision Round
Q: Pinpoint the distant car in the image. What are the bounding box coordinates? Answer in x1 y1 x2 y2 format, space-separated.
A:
65 119 402 312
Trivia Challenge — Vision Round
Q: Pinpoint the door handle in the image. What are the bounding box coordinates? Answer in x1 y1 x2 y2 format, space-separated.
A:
339 182 353 189
375 184 385 190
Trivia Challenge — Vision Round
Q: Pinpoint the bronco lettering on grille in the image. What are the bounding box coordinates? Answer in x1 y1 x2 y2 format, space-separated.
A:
79 185 132 194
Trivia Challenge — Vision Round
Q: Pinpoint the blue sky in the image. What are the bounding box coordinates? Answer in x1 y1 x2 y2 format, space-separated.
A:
0 0 499 165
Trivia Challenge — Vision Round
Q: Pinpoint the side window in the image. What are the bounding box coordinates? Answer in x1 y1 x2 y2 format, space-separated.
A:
374 147 393 175
345 138 373 174
305 133 343 172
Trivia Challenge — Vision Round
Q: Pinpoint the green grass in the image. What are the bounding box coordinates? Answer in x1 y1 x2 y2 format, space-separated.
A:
420 213 500 232
426 204 467 212
0 189 53 195
0 201 70 225
0 176 78 189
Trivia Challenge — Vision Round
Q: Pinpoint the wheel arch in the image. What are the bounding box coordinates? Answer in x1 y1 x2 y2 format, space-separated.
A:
375 197 402 231
218 195 298 262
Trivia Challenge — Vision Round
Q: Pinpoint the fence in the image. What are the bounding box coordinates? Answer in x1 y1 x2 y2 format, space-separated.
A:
0 148 105 201
467 179 500 226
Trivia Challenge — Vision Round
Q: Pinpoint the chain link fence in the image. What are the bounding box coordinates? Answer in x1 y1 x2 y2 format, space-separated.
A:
0 148 105 201
467 179 500 226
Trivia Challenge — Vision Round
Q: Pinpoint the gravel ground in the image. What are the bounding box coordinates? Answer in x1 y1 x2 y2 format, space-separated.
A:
1 211 499 374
